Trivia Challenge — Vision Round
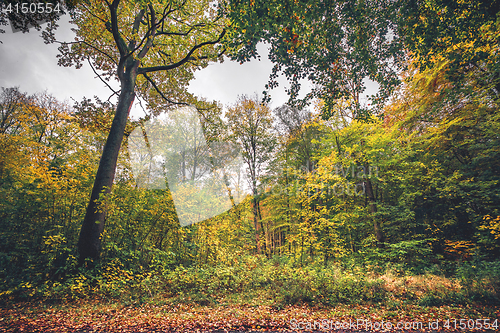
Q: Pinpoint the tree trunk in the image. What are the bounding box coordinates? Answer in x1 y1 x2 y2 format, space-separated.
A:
77 70 137 264
252 194 262 254
364 177 384 244
257 199 268 256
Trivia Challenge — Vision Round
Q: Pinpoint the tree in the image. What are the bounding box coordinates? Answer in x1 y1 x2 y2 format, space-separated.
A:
0 87 27 135
0 1 81 46
225 0 500 118
224 0 404 117
226 95 274 254
383 54 500 258
0 88 99 286
51 0 226 263
399 0 500 76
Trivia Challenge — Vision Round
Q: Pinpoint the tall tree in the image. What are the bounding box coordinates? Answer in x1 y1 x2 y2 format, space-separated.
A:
225 0 500 118
50 0 226 263
226 95 274 254
399 0 500 77
224 0 404 118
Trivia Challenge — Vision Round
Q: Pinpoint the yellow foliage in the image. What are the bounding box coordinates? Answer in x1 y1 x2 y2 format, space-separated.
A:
480 215 500 240
444 240 475 260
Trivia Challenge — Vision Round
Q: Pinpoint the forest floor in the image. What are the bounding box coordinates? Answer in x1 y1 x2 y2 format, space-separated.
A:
1 299 499 332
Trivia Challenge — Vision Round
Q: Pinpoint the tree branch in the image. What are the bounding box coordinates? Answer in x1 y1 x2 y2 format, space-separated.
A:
81 2 108 25
138 29 225 74
158 3 176 30
56 40 118 66
127 8 145 50
108 0 128 57
137 4 156 59
141 72 189 106
156 23 206 37
132 9 145 35
87 58 119 99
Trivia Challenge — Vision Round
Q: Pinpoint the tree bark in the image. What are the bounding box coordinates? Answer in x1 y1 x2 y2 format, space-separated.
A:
252 193 262 254
364 177 384 244
77 68 137 264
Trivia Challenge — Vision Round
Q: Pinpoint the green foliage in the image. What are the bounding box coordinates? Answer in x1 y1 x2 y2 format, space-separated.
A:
2 0 500 312
225 0 404 115
359 239 435 275
399 0 500 78
417 260 500 307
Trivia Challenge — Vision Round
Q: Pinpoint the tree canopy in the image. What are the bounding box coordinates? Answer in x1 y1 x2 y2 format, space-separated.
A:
224 0 404 117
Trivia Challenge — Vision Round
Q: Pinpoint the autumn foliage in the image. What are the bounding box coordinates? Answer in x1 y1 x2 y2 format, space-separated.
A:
1 0 500 331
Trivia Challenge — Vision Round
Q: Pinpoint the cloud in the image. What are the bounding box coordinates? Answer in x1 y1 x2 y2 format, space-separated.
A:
0 17 118 103
188 43 298 109
0 17 315 113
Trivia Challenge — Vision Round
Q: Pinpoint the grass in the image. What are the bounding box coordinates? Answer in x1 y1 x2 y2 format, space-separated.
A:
2 256 499 308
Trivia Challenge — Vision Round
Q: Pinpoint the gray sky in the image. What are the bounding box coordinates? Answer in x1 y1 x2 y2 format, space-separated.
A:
0 14 377 117
0 12 379 220
0 16 299 118
0 18 108 102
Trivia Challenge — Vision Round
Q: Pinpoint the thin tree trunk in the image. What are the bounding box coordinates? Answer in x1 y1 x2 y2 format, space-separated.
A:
256 199 267 256
77 71 137 264
364 176 383 244
252 195 262 254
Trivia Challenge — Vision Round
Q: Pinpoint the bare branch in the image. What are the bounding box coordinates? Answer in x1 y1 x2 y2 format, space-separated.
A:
134 94 149 117
55 40 118 66
87 58 119 99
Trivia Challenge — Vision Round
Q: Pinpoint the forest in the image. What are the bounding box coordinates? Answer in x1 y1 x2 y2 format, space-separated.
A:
1 0 500 331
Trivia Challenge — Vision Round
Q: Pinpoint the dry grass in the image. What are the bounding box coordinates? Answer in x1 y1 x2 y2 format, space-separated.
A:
378 272 461 299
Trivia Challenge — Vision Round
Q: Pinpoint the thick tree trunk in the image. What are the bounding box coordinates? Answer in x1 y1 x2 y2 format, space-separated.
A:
78 71 136 264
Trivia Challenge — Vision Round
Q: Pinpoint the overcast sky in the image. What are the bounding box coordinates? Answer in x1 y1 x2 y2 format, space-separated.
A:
0 12 379 210
0 15 303 119
0 14 377 119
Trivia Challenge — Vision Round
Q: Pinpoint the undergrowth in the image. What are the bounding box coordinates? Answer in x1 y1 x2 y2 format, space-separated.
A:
1 252 499 308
